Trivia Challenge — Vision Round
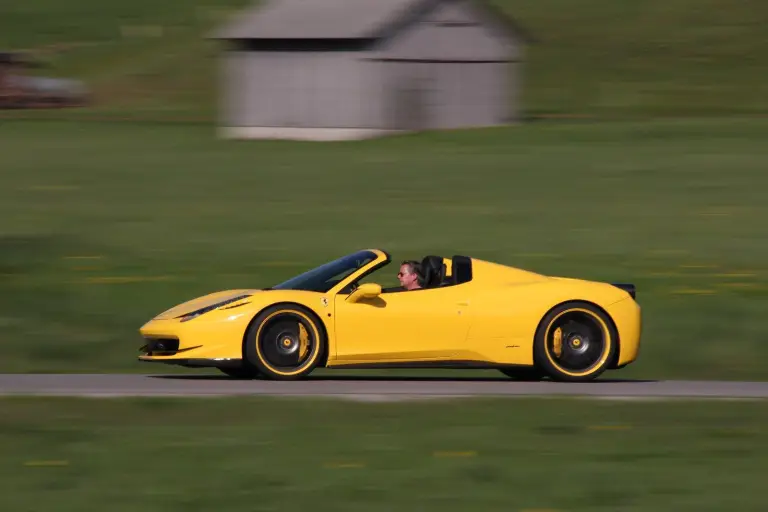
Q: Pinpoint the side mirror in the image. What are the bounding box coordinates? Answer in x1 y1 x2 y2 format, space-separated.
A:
346 283 382 303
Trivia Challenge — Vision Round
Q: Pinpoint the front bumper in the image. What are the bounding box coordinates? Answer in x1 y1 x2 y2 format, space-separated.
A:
137 317 243 364
138 355 243 369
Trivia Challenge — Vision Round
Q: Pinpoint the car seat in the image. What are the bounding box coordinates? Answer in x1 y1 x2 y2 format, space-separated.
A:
420 255 446 288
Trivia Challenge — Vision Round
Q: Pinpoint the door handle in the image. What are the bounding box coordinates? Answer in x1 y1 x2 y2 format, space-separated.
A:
457 301 469 306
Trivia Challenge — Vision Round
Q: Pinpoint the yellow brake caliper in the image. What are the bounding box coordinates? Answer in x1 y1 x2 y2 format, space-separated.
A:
298 322 309 360
553 327 563 358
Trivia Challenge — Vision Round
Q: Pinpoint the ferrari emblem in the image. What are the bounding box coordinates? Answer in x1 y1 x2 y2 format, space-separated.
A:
321 297 328 307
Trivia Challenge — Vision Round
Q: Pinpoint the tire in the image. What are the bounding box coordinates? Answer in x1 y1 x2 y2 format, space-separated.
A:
534 301 617 382
243 304 326 380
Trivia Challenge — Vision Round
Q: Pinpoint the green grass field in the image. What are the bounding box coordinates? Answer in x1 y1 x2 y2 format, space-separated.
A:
2 3 767 511
1 0 767 378
1 118 767 378
1 397 766 511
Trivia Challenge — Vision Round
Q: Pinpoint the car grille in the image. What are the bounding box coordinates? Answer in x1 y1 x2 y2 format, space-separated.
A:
141 337 180 355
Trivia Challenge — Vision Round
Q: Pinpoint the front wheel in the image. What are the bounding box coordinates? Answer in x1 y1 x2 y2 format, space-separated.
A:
534 301 617 382
243 304 326 380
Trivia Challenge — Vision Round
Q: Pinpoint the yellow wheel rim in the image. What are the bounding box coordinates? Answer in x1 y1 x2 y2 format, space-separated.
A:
253 309 322 377
543 308 612 378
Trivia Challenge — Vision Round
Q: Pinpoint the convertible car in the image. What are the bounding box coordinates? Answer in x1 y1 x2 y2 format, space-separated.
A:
138 249 641 381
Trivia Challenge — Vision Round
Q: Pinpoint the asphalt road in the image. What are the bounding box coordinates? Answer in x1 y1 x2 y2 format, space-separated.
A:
0 374 767 399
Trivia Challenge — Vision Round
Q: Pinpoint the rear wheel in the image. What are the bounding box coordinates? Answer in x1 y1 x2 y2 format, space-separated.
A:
534 301 617 382
243 304 326 380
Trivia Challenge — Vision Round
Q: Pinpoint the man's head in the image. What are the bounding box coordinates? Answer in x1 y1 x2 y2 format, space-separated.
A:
398 260 422 290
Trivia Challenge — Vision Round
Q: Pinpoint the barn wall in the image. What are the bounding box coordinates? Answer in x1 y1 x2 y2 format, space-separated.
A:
216 0 526 138
429 61 511 128
381 60 516 130
219 50 386 129
368 0 522 131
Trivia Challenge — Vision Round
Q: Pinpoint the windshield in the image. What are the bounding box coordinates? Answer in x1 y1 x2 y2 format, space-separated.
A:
271 250 378 293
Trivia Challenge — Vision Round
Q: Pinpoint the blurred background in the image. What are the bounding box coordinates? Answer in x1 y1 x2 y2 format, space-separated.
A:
1 0 766 378
1 1 767 510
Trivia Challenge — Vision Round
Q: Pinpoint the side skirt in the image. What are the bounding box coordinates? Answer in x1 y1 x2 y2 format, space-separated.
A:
139 358 539 371
326 360 534 370
138 358 243 369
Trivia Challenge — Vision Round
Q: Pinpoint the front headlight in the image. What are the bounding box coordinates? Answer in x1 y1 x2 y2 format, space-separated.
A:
177 294 251 322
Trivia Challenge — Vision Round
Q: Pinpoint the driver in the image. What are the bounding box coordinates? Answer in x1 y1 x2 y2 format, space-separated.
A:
398 260 423 290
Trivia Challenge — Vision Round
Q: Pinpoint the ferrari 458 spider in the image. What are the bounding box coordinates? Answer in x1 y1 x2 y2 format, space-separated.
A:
138 249 641 381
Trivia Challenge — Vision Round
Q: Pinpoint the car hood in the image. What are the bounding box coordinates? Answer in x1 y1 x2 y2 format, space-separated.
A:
152 289 262 320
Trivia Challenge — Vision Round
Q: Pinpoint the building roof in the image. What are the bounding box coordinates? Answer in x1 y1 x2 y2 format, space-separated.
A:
211 0 532 41
212 0 420 39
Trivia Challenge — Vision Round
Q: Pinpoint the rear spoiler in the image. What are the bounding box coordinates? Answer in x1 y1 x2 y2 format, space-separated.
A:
612 283 636 299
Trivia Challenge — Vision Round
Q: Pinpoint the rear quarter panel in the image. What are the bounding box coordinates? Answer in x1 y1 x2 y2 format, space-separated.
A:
464 263 632 365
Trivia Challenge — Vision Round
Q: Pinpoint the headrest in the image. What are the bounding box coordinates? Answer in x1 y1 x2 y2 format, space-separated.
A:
420 255 445 288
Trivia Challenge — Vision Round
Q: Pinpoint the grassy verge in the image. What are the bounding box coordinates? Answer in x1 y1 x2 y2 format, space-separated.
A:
1 118 767 378
1 396 766 511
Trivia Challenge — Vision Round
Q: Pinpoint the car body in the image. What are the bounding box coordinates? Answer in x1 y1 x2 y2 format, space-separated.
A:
138 248 641 381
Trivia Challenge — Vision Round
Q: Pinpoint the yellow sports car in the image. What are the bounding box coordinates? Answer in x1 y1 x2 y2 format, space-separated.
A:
138 249 641 381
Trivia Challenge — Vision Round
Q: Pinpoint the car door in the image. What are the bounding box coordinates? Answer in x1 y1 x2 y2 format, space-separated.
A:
332 285 471 363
